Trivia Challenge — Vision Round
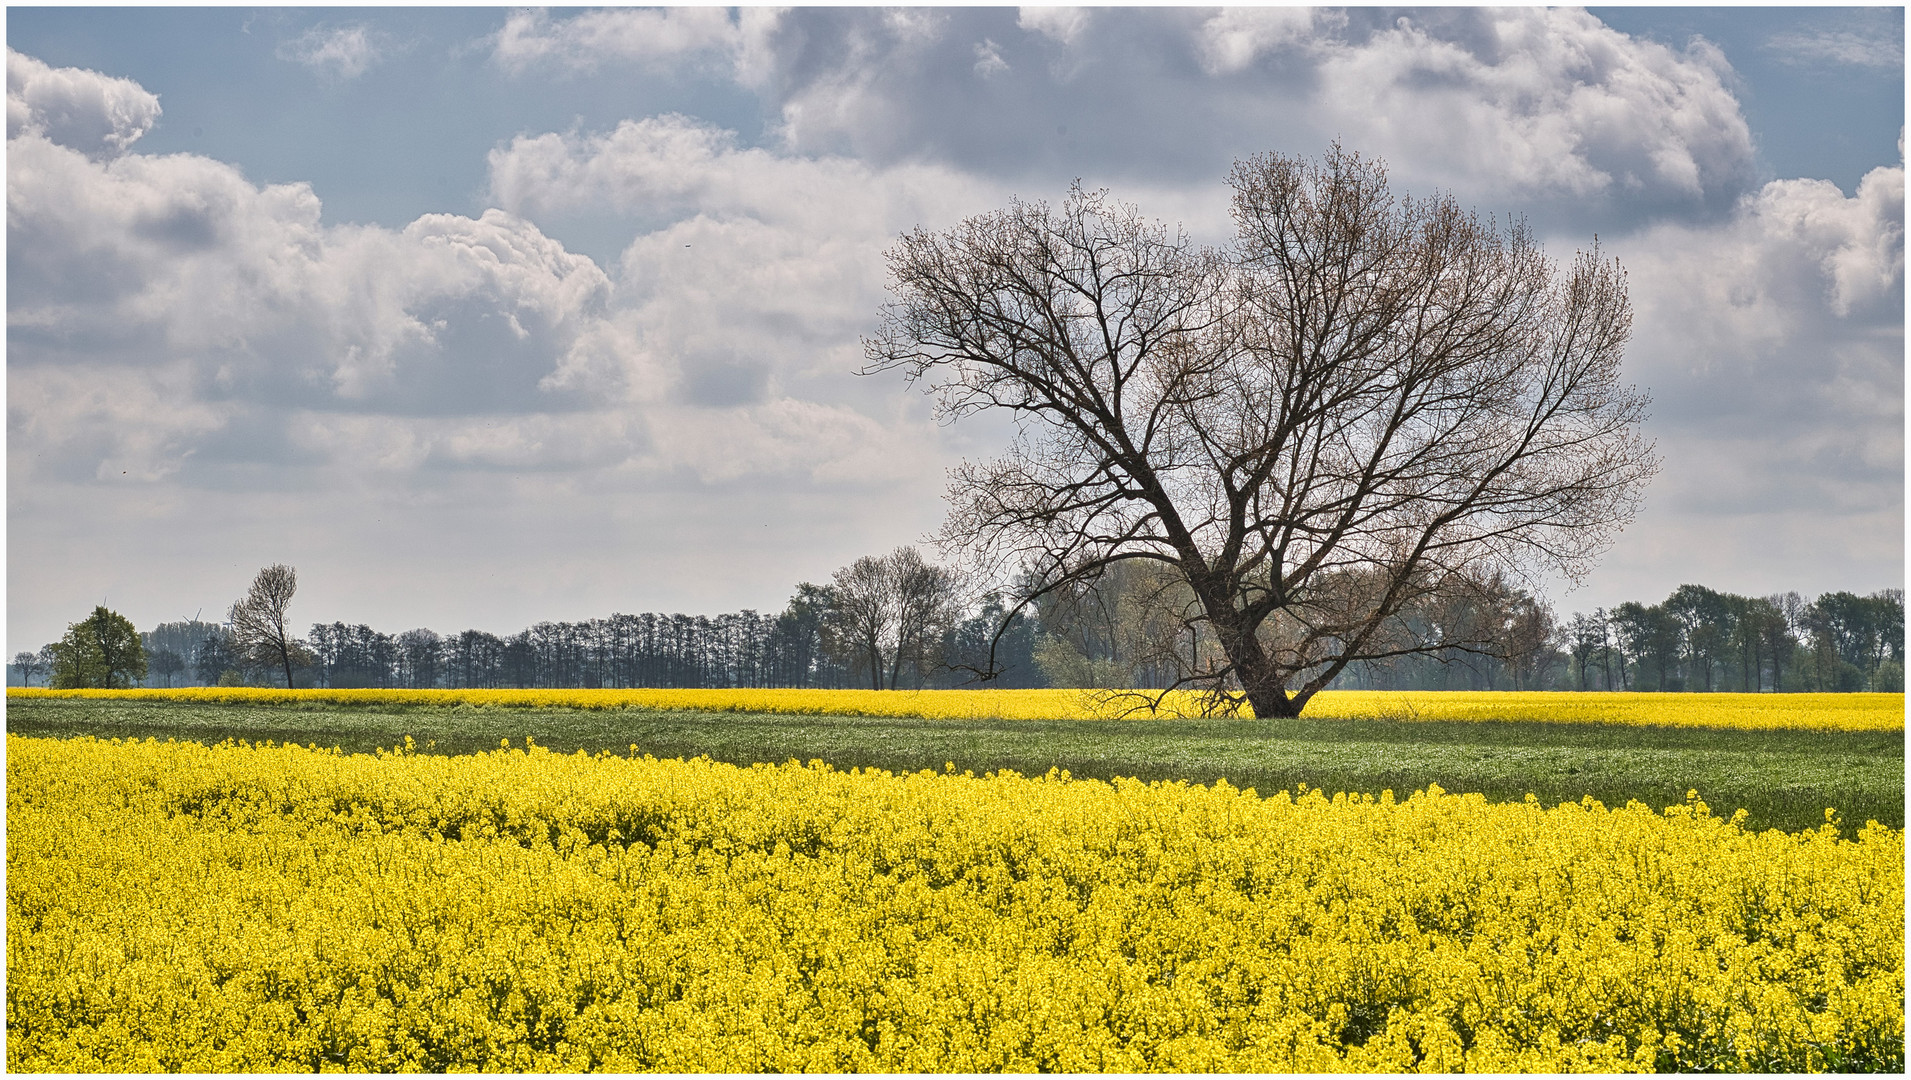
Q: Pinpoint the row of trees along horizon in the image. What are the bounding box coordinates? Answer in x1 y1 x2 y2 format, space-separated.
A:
13 554 1904 695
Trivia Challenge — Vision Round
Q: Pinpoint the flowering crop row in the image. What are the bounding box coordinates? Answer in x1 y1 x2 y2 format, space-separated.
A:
10 686 1904 732
7 735 1901 1072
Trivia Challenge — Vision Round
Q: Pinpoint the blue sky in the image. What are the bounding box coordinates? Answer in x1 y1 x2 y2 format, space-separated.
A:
7 6 1905 649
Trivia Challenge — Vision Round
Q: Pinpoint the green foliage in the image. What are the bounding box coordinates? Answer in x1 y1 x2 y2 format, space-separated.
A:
1871 659 1904 693
1031 634 1129 689
48 607 147 689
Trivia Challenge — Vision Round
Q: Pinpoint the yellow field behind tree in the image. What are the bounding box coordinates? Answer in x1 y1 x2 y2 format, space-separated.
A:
9 686 1903 733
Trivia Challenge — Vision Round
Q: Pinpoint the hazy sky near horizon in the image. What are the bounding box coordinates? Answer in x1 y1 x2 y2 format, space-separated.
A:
7 5 1905 650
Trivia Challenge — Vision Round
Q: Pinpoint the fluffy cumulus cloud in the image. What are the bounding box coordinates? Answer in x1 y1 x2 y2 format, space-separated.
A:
485 111 1004 484
1297 8 1754 213
6 50 626 491
1596 157 1905 593
565 7 1754 230
8 47 979 504
1016 6 1090 49
1194 6 1335 74
5 47 160 159
8 139 613 403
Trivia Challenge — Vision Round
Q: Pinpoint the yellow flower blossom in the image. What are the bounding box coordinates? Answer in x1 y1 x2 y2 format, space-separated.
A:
6 734 1901 1072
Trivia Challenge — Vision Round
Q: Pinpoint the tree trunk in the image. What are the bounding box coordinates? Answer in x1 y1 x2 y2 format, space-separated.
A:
1244 682 1304 719
1205 603 1306 719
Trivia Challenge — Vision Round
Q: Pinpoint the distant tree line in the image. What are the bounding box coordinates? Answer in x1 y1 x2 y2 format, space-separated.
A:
10 551 1044 692
10 563 1901 694
1333 583 1903 694
997 567 1902 695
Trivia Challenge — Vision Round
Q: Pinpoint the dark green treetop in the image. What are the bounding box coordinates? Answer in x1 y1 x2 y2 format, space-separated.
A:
50 606 147 689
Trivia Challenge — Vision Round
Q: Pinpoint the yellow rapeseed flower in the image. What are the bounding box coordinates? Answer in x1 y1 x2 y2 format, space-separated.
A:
6 734 1901 1072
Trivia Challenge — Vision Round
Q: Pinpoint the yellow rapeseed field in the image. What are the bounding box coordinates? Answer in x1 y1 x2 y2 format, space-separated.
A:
7 734 1901 1072
10 686 1903 732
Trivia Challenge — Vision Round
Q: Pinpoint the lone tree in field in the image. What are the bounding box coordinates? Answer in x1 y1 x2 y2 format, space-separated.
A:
49 606 147 689
229 564 301 689
865 147 1657 718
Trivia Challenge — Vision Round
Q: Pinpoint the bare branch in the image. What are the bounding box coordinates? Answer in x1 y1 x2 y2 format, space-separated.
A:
867 148 1656 718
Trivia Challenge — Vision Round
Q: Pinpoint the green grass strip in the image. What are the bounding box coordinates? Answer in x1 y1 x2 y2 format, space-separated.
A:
7 697 1901 836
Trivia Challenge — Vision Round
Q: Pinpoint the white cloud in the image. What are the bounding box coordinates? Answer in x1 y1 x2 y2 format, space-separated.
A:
1017 7 1090 48
724 7 1754 221
276 24 386 80
486 113 1002 485
7 129 612 411
1194 6 1330 74
1624 160 1904 372
1766 28 1905 69
486 113 999 248
8 50 984 504
6 52 631 492
6 361 228 484
286 409 648 474
1604 159 1904 589
490 6 747 74
6 48 160 159
1749 167 1906 317
973 38 1009 79
646 397 931 486
1305 9 1753 205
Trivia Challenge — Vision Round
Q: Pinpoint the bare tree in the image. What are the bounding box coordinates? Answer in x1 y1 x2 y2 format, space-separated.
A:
1594 608 1616 690
1501 591 1561 691
823 547 963 689
229 564 300 689
1566 612 1602 691
12 649 49 687
866 146 1656 718
396 628 444 689
887 546 960 688
824 556 894 689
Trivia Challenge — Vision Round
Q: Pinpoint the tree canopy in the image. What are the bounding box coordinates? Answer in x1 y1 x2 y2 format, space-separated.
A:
866 146 1658 718
49 606 147 689
229 564 301 689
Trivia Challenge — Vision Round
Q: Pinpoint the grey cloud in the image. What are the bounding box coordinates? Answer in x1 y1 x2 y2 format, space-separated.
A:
715 7 1757 234
680 353 771 409
1613 161 1903 541
743 8 1224 180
